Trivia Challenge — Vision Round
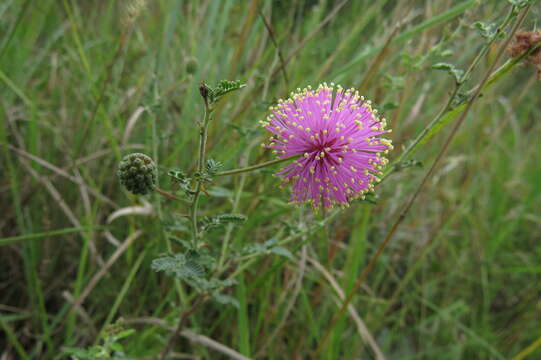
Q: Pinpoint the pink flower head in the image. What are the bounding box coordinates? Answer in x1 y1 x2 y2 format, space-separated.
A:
261 83 393 208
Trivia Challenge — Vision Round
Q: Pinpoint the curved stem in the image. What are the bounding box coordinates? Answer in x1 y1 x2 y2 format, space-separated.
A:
215 154 300 177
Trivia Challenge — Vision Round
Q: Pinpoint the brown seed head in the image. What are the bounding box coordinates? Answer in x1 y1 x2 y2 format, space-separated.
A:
508 30 541 80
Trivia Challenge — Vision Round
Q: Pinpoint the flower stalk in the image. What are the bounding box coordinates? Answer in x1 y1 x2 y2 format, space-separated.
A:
215 154 300 177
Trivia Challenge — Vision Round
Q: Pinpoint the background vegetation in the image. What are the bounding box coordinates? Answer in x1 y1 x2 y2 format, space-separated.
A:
1 0 540 359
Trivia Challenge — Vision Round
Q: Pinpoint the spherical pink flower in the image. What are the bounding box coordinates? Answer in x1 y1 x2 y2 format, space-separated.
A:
261 83 393 208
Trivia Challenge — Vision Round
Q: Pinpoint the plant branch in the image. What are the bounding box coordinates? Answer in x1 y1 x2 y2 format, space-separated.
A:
384 7 516 178
155 187 189 203
316 4 531 354
189 104 211 246
215 154 300 177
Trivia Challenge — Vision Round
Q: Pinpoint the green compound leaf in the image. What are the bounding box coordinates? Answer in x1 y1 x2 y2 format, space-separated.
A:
167 169 195 196
212 80 246 98
151 250 228 293
205 80 246 106
216 213 247 224
241 239 294 260
206 159 223 175
472 21 500 40
202 213 247 233
189 159 224 185
431 62 465 84
151 252 206 279
212 293 240 308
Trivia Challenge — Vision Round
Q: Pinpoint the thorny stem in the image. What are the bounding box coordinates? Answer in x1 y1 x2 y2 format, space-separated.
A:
215 154 300 177
384 7 516 179
316 4 531 355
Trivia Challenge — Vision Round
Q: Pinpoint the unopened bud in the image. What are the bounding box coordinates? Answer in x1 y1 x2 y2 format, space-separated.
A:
118 153 157 195
185 57 198 75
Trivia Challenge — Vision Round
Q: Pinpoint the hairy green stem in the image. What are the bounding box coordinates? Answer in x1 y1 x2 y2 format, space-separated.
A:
215 154 300 177
189 105 211 246
159 100 212 360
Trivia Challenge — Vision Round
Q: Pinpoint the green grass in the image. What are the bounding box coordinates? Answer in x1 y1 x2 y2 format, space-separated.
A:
1 0 541 359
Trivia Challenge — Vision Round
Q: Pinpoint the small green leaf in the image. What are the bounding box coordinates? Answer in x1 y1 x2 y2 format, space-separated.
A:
400 53 424 71
167 169 195 196
151 253 206 279
206 159 223 175
112 329 135 341
213 293 240 308
202 213 247 233
472 21 497 39
383 73 406 89
431 62 465 84
217 214 247 224
269 247 294 260
508 0 533 9
240 238 293 260
109 342 124 353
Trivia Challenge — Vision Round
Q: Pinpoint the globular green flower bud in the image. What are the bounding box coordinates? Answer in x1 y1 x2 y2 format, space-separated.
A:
118 153 157 195
185 57 198 75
